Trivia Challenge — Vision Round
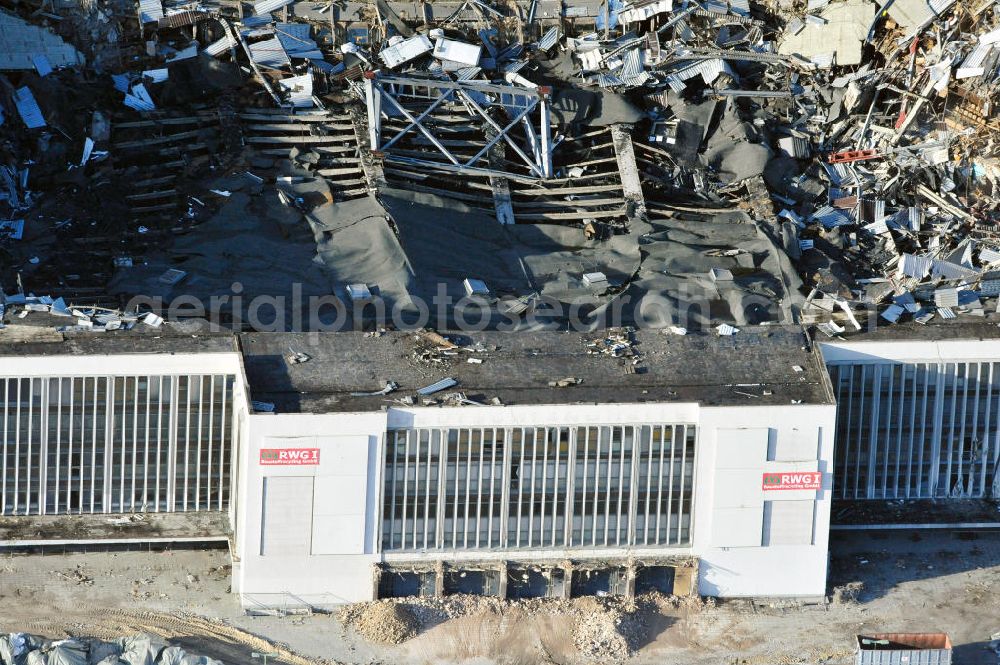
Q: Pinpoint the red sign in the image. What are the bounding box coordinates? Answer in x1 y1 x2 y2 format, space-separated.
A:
260 448 320 465
762 471 821 491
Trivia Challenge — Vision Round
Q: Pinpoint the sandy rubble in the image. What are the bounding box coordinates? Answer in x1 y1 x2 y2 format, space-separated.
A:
1 532 1000 665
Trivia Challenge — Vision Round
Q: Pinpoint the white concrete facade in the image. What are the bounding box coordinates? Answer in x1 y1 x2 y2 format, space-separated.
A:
234 400 836 605
0 346 837 604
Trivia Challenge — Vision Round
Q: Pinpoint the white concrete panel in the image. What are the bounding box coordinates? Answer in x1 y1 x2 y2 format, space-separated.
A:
0 352 242 377
713 469 764 508
715 428 768 468
762 500 814 546
311 434 371 555
260 476 314 556
821 338 1000 365
700 546 827 597
313 514 364 553
239 412 387 605
768 428 818 461
387 402 701 429
710 506 762 547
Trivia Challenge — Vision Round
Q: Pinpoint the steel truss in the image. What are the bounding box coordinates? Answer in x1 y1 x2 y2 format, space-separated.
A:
363 72 555 179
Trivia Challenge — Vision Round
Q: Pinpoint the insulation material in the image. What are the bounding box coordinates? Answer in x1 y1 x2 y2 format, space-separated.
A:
778 0 875 66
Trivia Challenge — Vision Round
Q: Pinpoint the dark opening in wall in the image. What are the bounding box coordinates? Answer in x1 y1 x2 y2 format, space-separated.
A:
378 570 435 599
571 567 627 597
444 568 502 596
635 565 676 594
507 566 564 599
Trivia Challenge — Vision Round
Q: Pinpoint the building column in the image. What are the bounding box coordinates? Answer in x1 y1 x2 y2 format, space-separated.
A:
497 561 508 599
372 564 383 600
560 561 573 599
624 562 637 600
434 560 445 598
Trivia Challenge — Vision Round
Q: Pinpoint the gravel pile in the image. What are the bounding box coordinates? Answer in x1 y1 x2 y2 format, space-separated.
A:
339 590 690 659
337 601 419 644
572 606 633 662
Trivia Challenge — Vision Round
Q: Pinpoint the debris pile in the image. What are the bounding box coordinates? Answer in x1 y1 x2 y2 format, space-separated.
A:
336 602 419 644
571 598 642 662
0 633 224 665
0 0 998 335
337 592 686 659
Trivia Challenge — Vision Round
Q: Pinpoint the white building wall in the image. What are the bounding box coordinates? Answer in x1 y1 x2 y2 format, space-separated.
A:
236 400 836 605
236 411 387 607
695 404 835 598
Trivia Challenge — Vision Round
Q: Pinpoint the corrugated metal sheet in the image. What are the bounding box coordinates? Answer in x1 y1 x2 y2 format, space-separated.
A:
617 47 642 78
32 54 52 76
111 73 132 93
142 67 168 82
536 25 560 50
931 260 976 280
455 66 481 80
897 253 932 279
248 35 290 67
14 86 45 128
928 0 955 15
778 136 809 159
157 10 208 28
275 23 311 49
617 0 673 23
728 0 749 17
618 70 651 87
417 378 458 395
138 0 164 24
0 219 24 239
811 205 852 228
241 15 273 27
203 34 235 56
980 247 1000 264
275 23 322 58
956 42 994 79
0 12 83 70
595 73 622 88
675 18 694 41
665 74 686 93
253 0 293 15
124 83 156 111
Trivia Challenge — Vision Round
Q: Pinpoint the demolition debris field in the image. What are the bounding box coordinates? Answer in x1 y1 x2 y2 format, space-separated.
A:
2 0 999 334
1 531 1000 665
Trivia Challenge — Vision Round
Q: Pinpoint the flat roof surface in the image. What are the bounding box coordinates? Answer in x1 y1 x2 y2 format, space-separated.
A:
240 327 834 413
0 511 229 545
0 329 237 357
832 499 1000 526
824 321 1000 343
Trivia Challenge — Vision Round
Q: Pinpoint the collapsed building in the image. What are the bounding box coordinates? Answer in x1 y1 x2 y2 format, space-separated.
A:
1 0 1000 608
6 0 996 331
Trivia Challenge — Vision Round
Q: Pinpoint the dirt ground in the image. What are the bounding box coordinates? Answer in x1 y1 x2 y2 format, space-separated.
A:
0 530 998 665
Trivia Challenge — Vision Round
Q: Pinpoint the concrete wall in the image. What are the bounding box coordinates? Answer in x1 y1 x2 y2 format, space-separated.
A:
820 338 1000 365
236 411 387 607
696 404 835 598
236 400 837 605
0 349 838 603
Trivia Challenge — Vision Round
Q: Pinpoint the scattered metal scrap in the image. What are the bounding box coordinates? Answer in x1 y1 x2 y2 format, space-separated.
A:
0 0 998 335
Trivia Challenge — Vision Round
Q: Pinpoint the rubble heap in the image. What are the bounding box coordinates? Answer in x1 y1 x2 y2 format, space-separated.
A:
0 0 998 334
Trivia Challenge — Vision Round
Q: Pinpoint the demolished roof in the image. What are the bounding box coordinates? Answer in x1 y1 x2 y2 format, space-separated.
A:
0 10 83 70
